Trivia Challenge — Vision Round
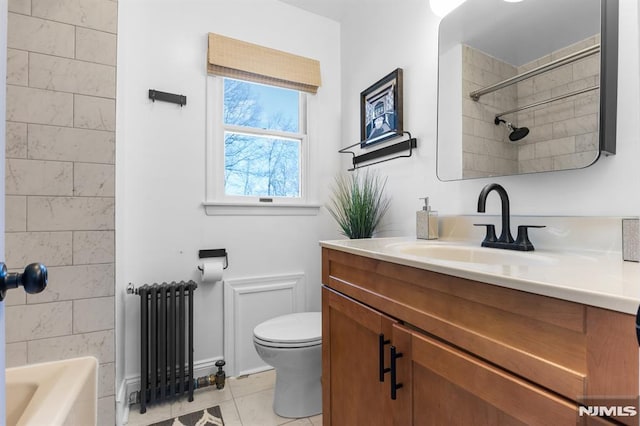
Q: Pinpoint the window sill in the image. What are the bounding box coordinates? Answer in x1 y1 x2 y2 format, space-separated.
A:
203 202 322 216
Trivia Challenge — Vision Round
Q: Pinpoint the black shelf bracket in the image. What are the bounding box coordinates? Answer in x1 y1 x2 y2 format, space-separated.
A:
339 131 417 171
149 89 187 107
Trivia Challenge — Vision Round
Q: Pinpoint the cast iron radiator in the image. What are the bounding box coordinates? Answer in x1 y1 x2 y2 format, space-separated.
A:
132 281 197 414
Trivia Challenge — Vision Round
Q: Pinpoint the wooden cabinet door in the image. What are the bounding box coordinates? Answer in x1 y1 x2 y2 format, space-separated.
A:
391 324 594 426
322 286 398 426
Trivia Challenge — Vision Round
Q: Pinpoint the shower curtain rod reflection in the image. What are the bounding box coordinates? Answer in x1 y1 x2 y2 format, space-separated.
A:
495 85 599 118
470 44 600 101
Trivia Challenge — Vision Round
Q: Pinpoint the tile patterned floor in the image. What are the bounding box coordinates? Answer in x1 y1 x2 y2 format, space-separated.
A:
126 369 322 426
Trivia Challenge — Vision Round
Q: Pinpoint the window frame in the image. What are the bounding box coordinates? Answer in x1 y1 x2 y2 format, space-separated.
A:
204 75 320 216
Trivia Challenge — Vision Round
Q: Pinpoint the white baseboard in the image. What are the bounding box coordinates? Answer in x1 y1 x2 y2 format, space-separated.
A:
115 379 128 426
236 365 273 377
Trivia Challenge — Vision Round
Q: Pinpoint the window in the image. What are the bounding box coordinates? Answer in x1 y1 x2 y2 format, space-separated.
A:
205 76 318 214
204 33 321 215
222 78 304 199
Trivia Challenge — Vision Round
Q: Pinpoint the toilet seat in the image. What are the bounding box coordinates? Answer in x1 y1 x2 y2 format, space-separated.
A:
253 312 321 348
254 336 321 348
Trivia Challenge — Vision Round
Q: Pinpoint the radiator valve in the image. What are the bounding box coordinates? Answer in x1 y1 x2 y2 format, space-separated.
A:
215 360 226 389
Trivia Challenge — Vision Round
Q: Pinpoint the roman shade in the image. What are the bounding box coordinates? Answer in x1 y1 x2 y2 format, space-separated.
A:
207 33 321 94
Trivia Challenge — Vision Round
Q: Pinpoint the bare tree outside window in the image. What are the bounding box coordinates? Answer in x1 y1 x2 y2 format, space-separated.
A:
223 79 302 197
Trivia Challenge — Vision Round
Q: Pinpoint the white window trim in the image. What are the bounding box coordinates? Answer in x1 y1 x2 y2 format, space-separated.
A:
204 75 320 216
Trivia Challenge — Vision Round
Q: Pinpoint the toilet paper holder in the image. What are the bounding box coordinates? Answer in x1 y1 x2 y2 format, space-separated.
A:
198 249 228 270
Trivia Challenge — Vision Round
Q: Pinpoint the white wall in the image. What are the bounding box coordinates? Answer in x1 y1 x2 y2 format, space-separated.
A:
116 0 341 396
340 0 640 239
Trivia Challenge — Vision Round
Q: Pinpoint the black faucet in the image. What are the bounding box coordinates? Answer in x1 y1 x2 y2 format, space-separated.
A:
475 183 544 251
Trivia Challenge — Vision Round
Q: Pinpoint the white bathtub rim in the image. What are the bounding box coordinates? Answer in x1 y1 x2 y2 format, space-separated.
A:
6 356 98 426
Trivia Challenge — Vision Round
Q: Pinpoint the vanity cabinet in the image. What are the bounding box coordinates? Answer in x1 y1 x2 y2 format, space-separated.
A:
321 248 638 426
322 287 397 425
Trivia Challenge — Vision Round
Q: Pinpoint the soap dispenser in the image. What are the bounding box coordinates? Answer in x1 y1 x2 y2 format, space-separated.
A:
417 197 438 240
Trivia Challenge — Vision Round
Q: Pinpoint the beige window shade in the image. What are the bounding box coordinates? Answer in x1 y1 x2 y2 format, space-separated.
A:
207 33 321 94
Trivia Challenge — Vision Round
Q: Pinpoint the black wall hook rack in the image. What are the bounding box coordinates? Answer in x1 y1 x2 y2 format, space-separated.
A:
339 131 417 171
198 249 228 270
149 89 187 107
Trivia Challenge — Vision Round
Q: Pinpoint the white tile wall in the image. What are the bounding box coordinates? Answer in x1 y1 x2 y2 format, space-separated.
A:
6 86 74 126
72 231 115 264
26 196 115 231
5 122 27 158
576 133 599 152
8 0 31 14
6 301 73 342
73 296 115 333
73 94 117 130
27 329 115 363
5 196 27 232
5 2 117 423
7 13 75 57
75 27 117 66
3 287 26 306
463 34 600 176
28 124 115 163
6 49 28 86
6 159 74 196
5 231 73 266
98 362 116 398
97 396 116 426
27 264 115 303
31 0 118 34
29 53 116 97
461 45 518 178
73 163 116 196
551 114 599 139
6 342 27 367
516 36 600 173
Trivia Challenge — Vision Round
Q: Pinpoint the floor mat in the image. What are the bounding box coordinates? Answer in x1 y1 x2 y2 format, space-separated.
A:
148 405 224 426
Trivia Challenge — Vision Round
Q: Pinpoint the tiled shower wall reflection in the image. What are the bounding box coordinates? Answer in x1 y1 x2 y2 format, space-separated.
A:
515 35 600 173
462 45 518 178
5 0 117 424
462 35 600 178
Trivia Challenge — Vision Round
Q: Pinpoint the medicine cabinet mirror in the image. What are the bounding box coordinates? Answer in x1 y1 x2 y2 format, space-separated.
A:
436 0 618 181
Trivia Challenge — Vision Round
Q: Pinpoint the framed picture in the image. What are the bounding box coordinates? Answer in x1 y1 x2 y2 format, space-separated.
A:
360 68 403 147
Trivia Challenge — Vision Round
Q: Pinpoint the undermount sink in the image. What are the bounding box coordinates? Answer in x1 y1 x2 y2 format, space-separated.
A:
387 242 558 266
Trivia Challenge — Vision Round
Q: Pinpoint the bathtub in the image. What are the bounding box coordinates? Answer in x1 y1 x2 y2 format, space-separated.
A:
6 357 98 426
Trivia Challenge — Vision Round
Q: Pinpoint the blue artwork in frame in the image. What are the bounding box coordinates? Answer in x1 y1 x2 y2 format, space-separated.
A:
360 68 403 147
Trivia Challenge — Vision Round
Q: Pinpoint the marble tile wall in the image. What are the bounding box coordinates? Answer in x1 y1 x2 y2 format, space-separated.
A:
462 35 600 177
461 45 518 178
5 0 117 424
515 35 601 173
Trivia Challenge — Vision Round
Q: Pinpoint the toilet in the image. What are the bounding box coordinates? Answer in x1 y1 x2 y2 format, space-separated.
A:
253 312 322 418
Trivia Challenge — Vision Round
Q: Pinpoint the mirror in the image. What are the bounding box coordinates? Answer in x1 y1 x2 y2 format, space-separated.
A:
436 0 618 181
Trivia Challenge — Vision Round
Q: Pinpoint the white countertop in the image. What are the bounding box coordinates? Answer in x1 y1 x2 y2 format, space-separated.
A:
320 236 640 314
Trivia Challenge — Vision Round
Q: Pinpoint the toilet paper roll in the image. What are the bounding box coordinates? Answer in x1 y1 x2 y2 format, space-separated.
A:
199 259 224 283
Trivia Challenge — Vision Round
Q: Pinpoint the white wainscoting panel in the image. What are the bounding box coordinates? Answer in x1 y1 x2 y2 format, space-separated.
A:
223 273 305 376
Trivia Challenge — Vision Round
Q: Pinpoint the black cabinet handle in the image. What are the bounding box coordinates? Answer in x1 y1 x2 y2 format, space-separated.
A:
390 345 403 400
379 334 391 382
636 305 640 347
